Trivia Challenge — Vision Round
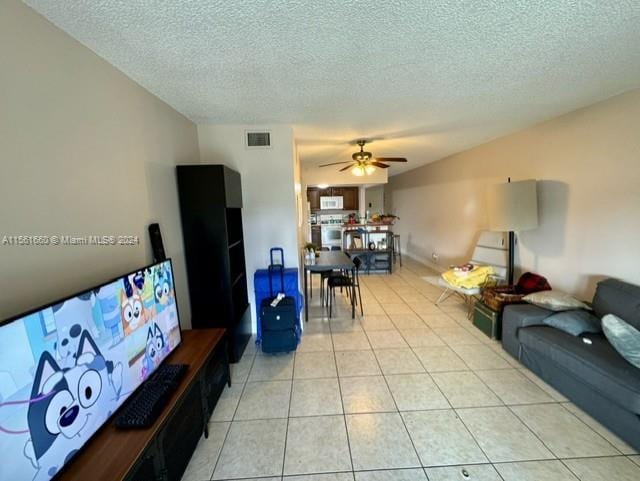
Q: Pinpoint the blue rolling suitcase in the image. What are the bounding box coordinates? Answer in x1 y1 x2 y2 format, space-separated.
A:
260 248 299 353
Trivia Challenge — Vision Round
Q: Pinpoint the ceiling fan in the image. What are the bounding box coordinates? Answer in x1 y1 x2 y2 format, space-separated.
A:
318 140 407 176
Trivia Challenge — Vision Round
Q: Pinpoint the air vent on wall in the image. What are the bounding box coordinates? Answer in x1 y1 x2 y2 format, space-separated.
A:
246 131 271 148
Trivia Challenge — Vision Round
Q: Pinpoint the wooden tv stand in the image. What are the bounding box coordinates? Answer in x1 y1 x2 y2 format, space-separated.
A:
58 328 230 481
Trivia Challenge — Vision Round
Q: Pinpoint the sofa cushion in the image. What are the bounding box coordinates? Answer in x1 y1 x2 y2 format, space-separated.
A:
519 326 640 413
501 304 553 360
523 290 591 312
593 279 640 330
505 303 552 326
602 314 640 370
543 310 602 336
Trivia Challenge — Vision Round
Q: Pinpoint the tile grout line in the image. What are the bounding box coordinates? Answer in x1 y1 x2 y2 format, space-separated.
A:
556 401 625 455
504 401 622 460
203 261 635 481
451 350 565 470
279 351 296 478
393 265 535 480
328 310 357 476
208 348 257 481
458 333 620 463
369 341 424 470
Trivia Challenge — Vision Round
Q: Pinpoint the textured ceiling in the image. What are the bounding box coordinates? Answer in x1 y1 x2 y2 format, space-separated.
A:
24 1 640 175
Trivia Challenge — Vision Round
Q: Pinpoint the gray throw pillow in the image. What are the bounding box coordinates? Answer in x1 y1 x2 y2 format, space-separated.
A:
602 314 640 369
543 310 602 336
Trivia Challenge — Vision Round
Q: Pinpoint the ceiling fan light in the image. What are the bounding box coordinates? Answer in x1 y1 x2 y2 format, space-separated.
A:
364 164 376 175
351 165 365 176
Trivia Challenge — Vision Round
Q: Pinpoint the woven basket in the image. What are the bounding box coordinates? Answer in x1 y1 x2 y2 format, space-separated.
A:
379 215 397 225
482 286 525 312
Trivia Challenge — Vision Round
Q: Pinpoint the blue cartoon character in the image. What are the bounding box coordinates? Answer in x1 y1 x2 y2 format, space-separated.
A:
153 265 173 313
131 271 145 291
94 284 123 346
141 322 169 380
22 330 123 481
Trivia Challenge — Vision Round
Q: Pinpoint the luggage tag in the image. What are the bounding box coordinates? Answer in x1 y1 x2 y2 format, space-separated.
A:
270 293 285 307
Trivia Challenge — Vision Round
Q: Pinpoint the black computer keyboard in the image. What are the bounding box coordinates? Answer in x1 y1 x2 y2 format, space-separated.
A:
115 363 188 429
154 362 188 387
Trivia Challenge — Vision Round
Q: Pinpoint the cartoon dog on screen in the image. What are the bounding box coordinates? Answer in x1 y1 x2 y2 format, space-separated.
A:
120 282 147 337
141 322 169 380
52 293 100 369
23 331 123 481
153 264 174 313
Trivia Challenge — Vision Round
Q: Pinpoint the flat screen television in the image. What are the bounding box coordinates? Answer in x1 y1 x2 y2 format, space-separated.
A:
0 259 181 481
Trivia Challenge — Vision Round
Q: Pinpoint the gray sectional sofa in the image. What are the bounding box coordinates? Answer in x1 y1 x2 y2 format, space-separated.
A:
502 278 640 450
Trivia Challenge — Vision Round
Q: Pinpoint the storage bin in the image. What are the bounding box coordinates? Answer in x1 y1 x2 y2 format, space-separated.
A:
473 301 502 340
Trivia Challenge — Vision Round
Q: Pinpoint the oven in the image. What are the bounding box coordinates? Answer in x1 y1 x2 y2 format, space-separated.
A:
321 225 343 248
320 196 343 210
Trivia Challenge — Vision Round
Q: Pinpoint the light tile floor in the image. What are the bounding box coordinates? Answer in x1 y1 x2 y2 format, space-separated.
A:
182 259 639 481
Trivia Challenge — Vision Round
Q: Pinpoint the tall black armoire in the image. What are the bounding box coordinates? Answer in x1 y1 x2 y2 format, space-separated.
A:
176 165 251 362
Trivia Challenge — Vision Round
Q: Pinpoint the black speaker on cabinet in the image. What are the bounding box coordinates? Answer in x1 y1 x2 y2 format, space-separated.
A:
176 165 251 362
148 223 166 262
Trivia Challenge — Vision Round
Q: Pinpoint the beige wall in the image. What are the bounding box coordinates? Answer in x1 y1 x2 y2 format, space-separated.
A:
365 185 385 215
387 89 640 300
197 124 299 332
0 0 200 325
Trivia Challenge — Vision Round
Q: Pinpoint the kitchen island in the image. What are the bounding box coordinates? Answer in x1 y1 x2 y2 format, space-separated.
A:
342 224 394 274
342 222 392 230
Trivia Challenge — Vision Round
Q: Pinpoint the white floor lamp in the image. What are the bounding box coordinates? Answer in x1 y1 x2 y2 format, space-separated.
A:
488 178 539 285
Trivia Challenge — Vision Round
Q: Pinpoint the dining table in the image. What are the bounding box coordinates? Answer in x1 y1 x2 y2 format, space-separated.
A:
303 250 356 321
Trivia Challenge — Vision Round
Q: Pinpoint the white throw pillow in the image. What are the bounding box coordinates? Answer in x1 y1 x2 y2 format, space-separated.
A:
523 290 591 312
602 314 640 369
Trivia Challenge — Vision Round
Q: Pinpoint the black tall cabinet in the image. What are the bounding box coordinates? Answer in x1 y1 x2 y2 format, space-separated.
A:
176 165 251 362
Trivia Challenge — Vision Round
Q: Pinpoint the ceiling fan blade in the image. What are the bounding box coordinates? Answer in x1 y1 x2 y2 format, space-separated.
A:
373 157 407 162
339 164 356 172
371 162 390 169
318 161 354 167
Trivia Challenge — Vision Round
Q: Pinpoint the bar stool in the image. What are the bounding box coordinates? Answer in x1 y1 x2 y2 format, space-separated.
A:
393 234 402 267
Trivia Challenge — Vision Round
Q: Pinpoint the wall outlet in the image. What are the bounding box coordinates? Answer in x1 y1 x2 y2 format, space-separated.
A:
431 252 439 261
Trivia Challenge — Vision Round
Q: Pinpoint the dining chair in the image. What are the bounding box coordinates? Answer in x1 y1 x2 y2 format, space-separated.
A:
327 257 363 318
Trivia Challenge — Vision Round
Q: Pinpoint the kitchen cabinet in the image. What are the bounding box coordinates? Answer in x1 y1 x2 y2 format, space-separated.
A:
307 186 359 212
311 226 322 247
307 188 320 211
342 187 359 210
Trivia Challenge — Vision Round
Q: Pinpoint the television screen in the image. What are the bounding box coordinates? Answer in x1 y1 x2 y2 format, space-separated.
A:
0 259 181 481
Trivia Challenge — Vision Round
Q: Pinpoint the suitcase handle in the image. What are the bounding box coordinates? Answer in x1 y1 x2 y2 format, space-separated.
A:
270 247 284 267
268 263 286 297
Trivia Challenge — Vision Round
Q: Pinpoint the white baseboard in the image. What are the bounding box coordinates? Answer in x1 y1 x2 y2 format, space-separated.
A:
403 251 446 273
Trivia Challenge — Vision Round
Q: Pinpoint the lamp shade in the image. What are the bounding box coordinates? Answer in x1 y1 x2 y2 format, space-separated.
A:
488 179 538 231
